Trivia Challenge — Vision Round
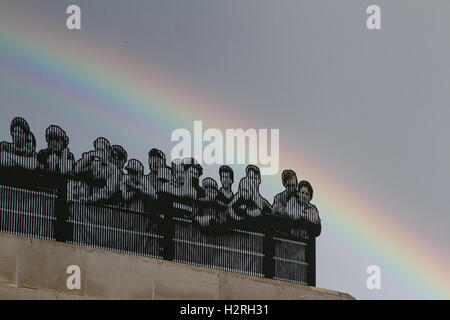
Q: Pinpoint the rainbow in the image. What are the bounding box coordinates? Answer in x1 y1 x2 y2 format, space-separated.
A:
1 9 449 299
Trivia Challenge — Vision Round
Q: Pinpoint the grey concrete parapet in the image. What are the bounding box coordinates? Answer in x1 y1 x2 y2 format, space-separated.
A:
0 232 354 300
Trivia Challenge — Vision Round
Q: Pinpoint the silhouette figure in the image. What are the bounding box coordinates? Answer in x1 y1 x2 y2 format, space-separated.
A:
272 169 298 216
286 180 321 237
0 117 38 170
38 125 74 174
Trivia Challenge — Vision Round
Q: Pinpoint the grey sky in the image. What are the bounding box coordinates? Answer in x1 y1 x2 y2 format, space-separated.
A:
1 0 449 299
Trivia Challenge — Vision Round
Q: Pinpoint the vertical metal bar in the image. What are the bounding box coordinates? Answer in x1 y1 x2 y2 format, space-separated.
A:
305 237 316 287
162 198 174 261
263 226 275 279
54 176 72 243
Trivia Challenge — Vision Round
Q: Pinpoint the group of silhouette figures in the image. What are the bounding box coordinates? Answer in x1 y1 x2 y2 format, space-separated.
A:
0 116 323 284
0 117 321 236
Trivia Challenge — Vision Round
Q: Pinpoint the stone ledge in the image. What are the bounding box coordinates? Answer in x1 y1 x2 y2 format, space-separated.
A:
0 233 354 300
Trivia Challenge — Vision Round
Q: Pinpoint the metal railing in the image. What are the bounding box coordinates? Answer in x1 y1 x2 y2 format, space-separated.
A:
0 167 316 286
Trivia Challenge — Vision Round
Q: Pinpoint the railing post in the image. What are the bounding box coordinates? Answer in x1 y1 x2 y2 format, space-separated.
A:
160 195 175 261
305 237 316 286
263 224 275 279
53 175 72 243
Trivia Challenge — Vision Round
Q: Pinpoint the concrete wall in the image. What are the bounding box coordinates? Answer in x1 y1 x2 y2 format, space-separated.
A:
0 233 354 300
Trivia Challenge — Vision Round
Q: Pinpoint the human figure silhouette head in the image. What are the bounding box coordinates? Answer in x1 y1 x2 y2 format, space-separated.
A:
93 137 111 163
171 158 185 186
148 148 166 173
46 125 69 153
238 177 257 202
24 132 36 156
183 157 203 179
202 177 219 200
111 145 128 170
282 170 298 194
298 180 313 204
10 117 30 148
219 165 234 190
246 164 260 181
245 164 261 191
125 159 144 184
